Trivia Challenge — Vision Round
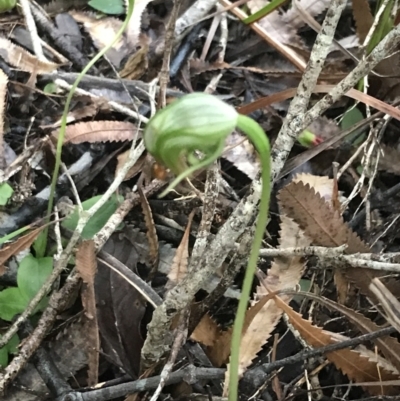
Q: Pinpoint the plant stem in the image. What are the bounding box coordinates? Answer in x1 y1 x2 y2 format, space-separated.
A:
37 0 136 257
228 115 271 400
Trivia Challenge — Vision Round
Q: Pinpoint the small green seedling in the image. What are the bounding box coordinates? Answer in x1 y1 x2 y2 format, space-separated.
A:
43 82 58 95
0 334 18 367
143 92 271 400
0 0 16 13
0 254 52 365
0 183 13 206
0 254 52 321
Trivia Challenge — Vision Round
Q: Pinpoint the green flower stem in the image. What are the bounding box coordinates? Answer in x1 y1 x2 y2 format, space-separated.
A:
143 93 271 400
37 0 135 257
228 115 271 401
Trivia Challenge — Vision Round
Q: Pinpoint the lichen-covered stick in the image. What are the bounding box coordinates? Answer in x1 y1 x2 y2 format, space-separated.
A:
143 93 271 400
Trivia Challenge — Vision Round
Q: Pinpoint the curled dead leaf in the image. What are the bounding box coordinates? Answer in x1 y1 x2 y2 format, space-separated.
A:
274 295 400 395
52 120 138 144
0 37 61 73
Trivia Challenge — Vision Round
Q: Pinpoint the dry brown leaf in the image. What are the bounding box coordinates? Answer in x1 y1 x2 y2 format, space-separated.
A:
115 151 146 181
274 295 400 395
70 12 133 68
190 59 230 75
283 0 331 32
370 278 400 335
292 172 346 207
271 332 283 400
298 291 400 373
278 181 368 253
351 345 399 376
278 181 383 301
330 330 400 378
221 221 309 389
291 173 349 301
290 174 348 302
77 240 97 282
237 85 400 121
119 39 149 80
206 327 231 366
247 0 301 48
71 0 152 68
208 291 278 367
223 217 310 390
76 240 99 386
43 101 108 130
52 120 137 144
292 173 336 202
248 0 330 48
0 227 44 274
166 211 195 289
190 313 222 347
95 239 145 378
0 37 60 74
231 216 311 379
189 59 345 81
138 184 159 274
352 0 374 44
334 270 350 304
378 144 400 176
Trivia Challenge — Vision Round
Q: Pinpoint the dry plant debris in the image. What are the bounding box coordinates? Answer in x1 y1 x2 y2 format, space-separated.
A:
2 1 400 401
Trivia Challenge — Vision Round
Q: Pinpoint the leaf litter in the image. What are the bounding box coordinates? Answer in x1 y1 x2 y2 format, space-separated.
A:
2 1 400 400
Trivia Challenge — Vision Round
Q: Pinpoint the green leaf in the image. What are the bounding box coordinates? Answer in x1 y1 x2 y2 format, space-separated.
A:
0 183 13 206
6 333 19 354
33 231 47 258
0 346 7 367
43 82 57 94
89 0 124 14
340 107 364 130
36 295 49 313
0 254 52 322
293 279 312 304
367 0 394 53
62 194 123 239
0 334 19 367
17 254 53 301
0 287 28 321
0 0 16 13
340 107 366 144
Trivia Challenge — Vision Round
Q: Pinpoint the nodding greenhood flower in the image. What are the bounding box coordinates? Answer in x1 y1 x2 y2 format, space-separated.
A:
144 93 238 194
143 92 272 401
